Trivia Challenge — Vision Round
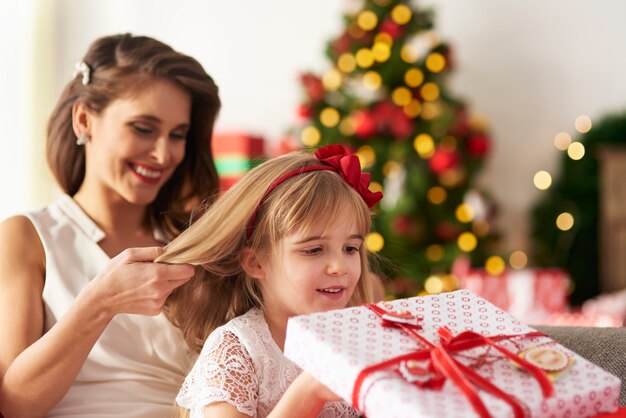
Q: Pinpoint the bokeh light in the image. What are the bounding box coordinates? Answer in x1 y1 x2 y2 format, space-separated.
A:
357 10 378 31
337 53 356 73
427 186 447 204
574 115 592 133
391 4 412 25
485 256 506 276
424 275 444 294
362 71 382 90
413 133 435 158
457 232 477 252
556 212 574 231
426 244 444 261
455 203 475 223
300 126 320 147
567 142 585 160
509 250 528 269
425 52 446 73
319 107 340 128
404 68 424 87
533 170 552 190
356 145 376 168
554 132 572 151
420 83 440 102
365 232 384 252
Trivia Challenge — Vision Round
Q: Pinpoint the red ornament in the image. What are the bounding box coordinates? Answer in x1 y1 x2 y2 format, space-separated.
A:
297 104 313 119
372 102 414 139
429 148 459 174
466 134 490 157
435 221 460 242
379 19 403 39
354 110 377 138
300 73 325 103
392 215 413 236
331 31 353 56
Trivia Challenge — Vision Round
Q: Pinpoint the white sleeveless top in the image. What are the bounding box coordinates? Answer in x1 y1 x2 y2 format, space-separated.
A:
25 194 196 418
176 308 358 418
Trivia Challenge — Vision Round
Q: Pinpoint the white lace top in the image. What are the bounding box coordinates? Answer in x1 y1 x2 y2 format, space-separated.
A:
176 308 358 418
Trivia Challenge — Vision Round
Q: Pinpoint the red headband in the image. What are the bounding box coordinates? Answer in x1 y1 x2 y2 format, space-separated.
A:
245 144 383 241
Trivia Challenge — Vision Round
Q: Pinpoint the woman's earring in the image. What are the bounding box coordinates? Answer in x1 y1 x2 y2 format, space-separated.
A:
76 134 89 146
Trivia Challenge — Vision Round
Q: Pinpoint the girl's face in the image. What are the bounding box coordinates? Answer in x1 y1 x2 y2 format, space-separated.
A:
258 207 364 322
81 79 191 206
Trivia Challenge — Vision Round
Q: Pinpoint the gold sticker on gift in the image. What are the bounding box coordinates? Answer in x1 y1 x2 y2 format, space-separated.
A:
523 346 569 372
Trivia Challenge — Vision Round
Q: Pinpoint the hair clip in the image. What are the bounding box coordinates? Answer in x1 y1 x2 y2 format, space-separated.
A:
73 61 91 85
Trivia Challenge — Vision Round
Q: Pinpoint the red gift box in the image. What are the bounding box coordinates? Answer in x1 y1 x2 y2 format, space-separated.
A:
212 132 265 191
453 258 570 324
284 290 621 418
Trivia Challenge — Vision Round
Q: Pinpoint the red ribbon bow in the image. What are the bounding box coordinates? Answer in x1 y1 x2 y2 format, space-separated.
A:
246 145 382 240
314 145 383 208
352 304 554 418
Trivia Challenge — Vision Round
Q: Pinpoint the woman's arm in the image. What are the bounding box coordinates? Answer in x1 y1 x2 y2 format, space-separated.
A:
0 216 194 418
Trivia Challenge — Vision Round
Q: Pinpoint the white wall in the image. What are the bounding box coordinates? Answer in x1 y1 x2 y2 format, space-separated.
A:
1 0 626 255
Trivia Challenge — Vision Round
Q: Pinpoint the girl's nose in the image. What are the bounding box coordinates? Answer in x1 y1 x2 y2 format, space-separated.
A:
326 253 348 276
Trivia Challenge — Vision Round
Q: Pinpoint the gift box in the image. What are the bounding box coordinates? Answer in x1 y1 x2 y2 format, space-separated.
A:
284 290 621 418
453 257 570 324
212 132 266 191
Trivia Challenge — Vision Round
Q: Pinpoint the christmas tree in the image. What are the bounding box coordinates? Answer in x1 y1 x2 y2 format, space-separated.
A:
531 110 626 304
291 0 499 296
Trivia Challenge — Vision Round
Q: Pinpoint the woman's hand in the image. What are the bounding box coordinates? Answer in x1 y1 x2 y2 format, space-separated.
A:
85 247 195 318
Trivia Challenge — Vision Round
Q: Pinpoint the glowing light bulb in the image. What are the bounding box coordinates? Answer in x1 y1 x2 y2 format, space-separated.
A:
356 145 376 168
420 83 440 102
362 71 382 90
392 87 412 106
404 68 424 87
355 48 375 68
455 204 475 223
337 53 356 73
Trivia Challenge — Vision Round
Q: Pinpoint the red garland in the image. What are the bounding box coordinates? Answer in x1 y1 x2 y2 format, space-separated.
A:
351 304 555 418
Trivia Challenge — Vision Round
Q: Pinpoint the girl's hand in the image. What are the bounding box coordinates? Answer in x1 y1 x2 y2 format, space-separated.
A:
85 247 195 317
297 371 342 403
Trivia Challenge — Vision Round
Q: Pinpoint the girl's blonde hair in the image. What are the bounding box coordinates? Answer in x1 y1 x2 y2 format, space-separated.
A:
159 149 375 352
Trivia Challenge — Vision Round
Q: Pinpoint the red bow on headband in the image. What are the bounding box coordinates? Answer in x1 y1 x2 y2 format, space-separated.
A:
314 145 383 208
245 145 383 241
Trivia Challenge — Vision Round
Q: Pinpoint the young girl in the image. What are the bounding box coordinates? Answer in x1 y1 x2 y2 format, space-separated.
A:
157 144 383 417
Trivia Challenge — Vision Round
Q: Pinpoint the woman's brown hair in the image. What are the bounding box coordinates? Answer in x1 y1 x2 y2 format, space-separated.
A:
46 33 221 238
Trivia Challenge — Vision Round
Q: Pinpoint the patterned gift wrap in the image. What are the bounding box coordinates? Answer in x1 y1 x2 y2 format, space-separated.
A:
284 290 621 418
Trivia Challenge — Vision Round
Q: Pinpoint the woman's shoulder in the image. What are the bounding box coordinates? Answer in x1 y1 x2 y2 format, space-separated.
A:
0 215 44 269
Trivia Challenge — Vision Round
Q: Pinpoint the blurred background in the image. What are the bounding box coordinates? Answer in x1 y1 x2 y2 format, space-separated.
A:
2 0 626 324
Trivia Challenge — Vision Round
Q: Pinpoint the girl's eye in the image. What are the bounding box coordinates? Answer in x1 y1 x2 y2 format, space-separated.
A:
302 247 322 256
345 245 360 254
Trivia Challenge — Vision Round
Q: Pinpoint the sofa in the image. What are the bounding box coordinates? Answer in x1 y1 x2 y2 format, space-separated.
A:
534 325 626 406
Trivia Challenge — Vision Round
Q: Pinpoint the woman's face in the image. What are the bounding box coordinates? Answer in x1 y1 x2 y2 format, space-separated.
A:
82 79 191 206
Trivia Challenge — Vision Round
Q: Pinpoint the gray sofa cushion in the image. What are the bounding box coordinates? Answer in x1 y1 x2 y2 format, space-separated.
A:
535 325 625 406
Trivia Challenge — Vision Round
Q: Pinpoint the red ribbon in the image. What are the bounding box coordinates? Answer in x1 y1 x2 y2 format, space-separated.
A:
314 145 383 208
352 304 554 418
245 144 383 240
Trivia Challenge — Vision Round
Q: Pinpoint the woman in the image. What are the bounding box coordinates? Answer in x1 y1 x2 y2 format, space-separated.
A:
0 33 221 418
